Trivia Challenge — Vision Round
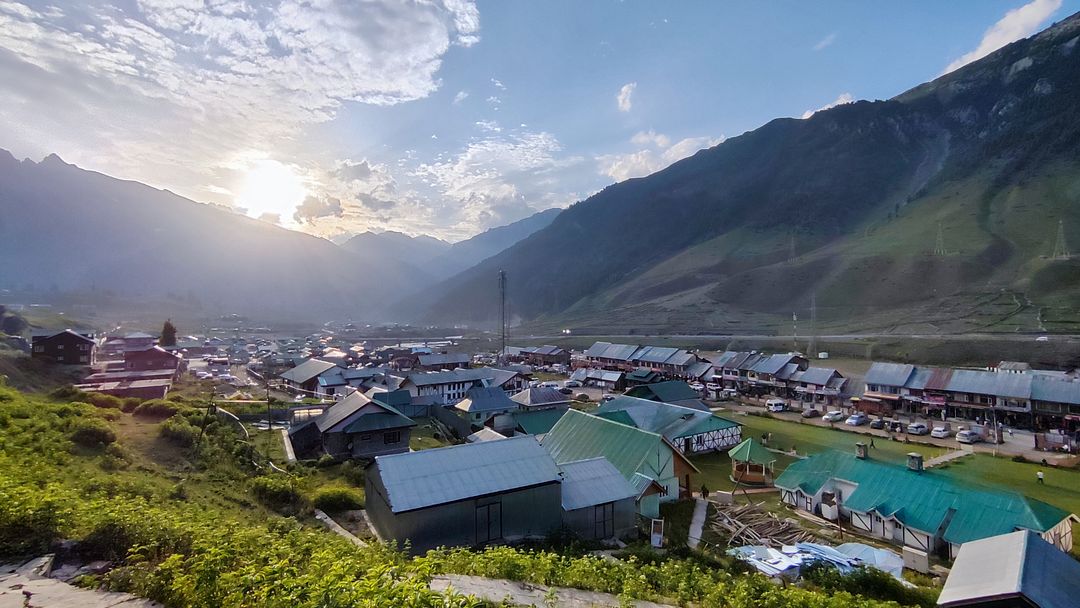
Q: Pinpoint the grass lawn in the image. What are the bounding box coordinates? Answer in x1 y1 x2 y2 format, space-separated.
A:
934 454 1080 515
693 449 799 493
409 417 455 450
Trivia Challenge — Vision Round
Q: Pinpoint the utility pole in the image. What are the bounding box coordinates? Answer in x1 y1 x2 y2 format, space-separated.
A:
498 270 508 365
808 293 817 357
788 234 797 264
792 312 798 353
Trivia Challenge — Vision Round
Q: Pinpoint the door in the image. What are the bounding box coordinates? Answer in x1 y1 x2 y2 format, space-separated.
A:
594 502 615 539
475 501 502 545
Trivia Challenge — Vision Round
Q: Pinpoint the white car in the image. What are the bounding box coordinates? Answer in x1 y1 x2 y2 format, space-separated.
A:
564 380 582 388
956 429 982 444
765 399 787 412
688 382 705 392
930 426 952 439
845 412 868 426
907 422 929 435
822 410 846 422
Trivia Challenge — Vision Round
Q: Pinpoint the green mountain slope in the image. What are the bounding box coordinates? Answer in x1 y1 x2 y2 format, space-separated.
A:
412 13 1080 334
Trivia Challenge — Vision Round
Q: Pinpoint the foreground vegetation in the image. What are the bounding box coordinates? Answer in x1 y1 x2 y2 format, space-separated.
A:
0 381 936 607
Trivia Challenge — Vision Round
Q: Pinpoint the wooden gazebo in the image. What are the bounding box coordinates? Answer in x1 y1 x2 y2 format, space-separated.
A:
727 437 777 486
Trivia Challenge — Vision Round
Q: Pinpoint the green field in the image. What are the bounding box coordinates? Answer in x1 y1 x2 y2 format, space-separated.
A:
696 411 1080 516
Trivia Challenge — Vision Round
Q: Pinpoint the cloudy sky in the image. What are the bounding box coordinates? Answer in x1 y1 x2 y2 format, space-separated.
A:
0 0 1075 241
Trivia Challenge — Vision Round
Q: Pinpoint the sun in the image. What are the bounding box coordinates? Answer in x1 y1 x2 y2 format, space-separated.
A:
235 159 308 222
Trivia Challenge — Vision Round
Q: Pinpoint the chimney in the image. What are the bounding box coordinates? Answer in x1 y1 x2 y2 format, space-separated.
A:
907 452 924 473
855 442 868 459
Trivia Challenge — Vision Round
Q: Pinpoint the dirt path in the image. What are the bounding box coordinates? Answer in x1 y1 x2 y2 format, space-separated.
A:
430 574 673 608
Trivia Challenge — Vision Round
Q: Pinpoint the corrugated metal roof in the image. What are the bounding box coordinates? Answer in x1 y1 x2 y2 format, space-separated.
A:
373 435 560 513
596 396 738 441
280 358 338 383
559 458 638 511
797 367 840 387
343 409 416 433
315 390 373 432
685 361 714 379
939 530 1080 608
635 346 679 364
947 369 1033 399
749 354 796 375
513 409 568 435
417 353 470 366
775 451 1070 544
727 438 776 465
406 368 494 387
543 410 699 479
511 387 570 407
1031 376 1080 405
455 386 518 413
864 362 915 387
626 380 700 403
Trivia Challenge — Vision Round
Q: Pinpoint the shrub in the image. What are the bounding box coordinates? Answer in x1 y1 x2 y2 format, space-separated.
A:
70 418 117 448
85 393 124 410
49 385 85 401
251 475 306 514
1011 454 1028 463
133 399 181 418
312 486 364 512
316 454 337 468
341 461 365 486
801 562 939 608
160 415 200 447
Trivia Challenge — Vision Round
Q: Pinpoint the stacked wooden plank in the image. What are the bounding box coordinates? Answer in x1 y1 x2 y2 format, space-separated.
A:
709 502 816 547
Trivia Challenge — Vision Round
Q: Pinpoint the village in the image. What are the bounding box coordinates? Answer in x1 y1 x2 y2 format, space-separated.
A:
19 325 1080 606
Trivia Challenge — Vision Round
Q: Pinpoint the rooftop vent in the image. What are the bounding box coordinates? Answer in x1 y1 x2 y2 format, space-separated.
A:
855 442 868 459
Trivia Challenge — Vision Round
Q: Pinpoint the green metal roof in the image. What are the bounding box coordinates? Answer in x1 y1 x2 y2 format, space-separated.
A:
775 451 1072 544
727 438 776 465
542 409 698 479
595 409 637 427
595 395 739 441
625 380 699 403
343 411 416 434
513 408 568 435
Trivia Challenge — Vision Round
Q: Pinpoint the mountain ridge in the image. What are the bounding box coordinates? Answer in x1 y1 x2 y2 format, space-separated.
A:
406 12 1080 335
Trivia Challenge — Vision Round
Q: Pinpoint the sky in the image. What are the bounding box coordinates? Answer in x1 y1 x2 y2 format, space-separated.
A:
0 0 1076 242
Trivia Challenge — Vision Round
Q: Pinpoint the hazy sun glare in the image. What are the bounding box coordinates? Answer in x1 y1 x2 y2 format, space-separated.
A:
235 160 308 222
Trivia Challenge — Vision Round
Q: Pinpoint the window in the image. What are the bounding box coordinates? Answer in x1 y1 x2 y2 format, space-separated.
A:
359 433 372 441
34 345 43 352
383 431 401 444
57 344 64 350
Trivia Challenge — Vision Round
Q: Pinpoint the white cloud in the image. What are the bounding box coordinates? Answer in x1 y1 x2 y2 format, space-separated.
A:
943 0 1061 73
452 90 469 104
813 33 836 51
801 92 854 119
0 0 481 221
490 77 505 90
616 81 636 112
599 131 723 182
475 120 501 133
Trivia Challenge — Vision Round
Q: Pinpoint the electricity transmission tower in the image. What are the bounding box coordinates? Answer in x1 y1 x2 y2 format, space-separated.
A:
498 270 508 364
788 234 797 264
934 222 946 256
1052 220 1070 260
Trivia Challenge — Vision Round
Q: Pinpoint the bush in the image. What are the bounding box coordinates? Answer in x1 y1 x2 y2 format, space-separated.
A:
133 399 181 418
312 486 364 512
160 415 200 447
801 562 939 608
70 418 117 448
316 454 337 468
85 393 124 410
341 461 365 486
250 475 306 514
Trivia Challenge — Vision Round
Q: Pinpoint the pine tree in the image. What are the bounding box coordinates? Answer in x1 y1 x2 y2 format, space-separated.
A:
160 319 177 347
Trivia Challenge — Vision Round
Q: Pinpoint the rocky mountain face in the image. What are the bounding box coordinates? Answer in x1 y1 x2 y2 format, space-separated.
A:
407 13 1080 335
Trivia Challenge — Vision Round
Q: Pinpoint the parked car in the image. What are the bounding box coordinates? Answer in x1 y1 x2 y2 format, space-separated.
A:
705 382 720 391
720 388 739 400
601 395 615 402
930 426 952 439
888 420 906 433
801 408 822 419
956 429 982 444
907 422 929 435
869 418 886 430
689 382 705 392
564 380 582 388
558 387 573 395
845 412 869 426
822 410 846 422
765 399 787 412
575 393 591 402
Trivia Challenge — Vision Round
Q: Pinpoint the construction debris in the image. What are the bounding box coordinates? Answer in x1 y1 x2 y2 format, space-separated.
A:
708 502 816 548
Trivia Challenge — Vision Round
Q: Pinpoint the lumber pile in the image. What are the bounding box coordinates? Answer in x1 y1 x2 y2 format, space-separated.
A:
709 502 816 547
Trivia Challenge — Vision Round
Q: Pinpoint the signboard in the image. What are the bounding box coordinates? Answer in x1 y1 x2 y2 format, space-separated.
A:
650 519 664 548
